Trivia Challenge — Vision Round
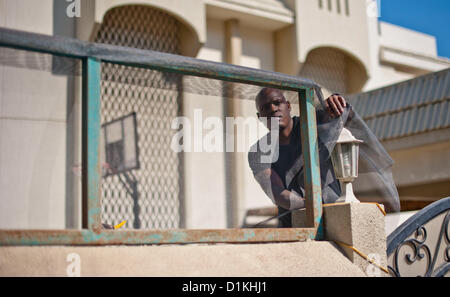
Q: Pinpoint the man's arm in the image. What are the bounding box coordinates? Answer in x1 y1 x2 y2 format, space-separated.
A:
254 168 305 210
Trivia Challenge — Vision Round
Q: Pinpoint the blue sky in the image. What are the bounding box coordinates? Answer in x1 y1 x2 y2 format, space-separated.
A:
378 0 450 59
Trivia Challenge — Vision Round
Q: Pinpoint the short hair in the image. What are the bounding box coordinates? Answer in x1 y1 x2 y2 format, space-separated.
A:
255 87 284 110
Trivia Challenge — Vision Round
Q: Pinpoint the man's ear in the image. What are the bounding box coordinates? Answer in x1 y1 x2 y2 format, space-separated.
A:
287 101 291 111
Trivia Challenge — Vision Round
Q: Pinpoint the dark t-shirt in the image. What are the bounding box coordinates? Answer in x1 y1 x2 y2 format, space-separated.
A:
248 116 341 227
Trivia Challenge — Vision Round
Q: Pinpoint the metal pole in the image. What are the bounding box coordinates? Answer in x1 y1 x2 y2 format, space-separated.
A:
299 88 324 239
82 57 102 231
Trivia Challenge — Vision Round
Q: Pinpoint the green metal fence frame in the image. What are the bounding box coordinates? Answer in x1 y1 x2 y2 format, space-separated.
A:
0 28 323 245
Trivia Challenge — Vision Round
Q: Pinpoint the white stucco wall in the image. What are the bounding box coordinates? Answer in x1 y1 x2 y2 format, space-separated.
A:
389 141 450 188
365 21 449 91
0 0 81 229
379 22 437 57
197 18 225 63
241 25 274 71
0 0 53 34
182 18 226 229
294 0 372 76
181 94 228 229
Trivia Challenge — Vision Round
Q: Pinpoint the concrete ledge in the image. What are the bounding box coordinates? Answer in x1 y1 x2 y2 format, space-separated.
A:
293 202 388 276
0 241 365 277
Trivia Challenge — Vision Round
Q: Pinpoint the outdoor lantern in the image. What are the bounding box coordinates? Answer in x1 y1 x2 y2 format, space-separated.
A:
331 127 363 203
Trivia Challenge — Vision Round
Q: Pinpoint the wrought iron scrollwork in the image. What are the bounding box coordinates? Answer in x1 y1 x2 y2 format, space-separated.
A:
434 212 450 277
388 210 450 277
389 226 431 277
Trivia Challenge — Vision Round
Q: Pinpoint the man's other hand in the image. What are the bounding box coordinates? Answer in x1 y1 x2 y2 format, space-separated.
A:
325 94 346 117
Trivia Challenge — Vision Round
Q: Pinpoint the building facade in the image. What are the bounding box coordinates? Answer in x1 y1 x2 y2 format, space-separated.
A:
0 0 449 230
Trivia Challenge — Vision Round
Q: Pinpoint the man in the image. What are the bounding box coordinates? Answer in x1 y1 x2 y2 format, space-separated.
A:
248 87 347 227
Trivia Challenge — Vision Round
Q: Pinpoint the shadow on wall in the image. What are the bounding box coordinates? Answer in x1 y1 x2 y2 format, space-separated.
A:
53 0 80 229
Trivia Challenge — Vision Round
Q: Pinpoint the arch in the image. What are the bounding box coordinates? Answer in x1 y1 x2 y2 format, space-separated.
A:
299 46 369 94
97 5 181 53
93 0 205 57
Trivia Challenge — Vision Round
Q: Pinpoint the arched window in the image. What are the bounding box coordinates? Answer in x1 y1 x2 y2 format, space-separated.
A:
299 47 367 94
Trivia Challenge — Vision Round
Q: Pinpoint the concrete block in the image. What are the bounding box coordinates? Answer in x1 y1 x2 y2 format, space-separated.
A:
292 202 388 276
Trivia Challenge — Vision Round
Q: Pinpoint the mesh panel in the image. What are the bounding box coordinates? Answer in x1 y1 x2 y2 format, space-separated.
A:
96 5 182 229
299 47 347 94
0 47 82 229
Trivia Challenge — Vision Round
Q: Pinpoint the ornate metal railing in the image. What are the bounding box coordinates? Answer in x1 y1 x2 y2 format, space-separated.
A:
387 197 450 277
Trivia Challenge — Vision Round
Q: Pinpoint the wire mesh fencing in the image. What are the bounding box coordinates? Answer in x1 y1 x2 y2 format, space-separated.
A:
96 5 183 229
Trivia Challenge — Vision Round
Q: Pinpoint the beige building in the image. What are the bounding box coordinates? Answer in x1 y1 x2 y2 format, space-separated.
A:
1 0 449 230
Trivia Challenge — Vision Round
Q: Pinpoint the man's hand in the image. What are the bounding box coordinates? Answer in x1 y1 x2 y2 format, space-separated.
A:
325 94 346 117
254 168 306 210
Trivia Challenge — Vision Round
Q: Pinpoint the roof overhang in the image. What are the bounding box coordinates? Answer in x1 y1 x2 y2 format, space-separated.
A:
380 46 450 73
205 0 294 31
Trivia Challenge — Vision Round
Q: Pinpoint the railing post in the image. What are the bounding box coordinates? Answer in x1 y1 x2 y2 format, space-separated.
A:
82 57 102 231
298 88 323 239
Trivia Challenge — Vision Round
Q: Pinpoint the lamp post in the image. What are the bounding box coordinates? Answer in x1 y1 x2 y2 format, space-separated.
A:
331 127 363 203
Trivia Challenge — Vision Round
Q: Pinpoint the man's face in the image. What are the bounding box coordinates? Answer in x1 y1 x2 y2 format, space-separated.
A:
256 89 291 130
